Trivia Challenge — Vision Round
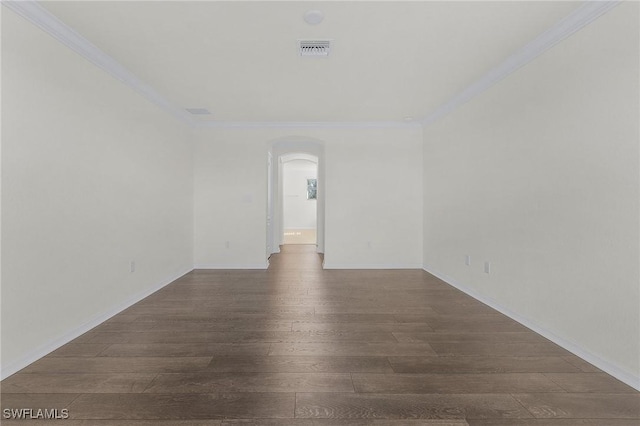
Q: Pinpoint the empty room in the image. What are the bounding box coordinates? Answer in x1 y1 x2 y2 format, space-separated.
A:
1 0 639 425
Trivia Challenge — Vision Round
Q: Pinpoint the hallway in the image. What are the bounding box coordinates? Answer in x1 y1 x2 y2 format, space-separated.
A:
1 246 638 424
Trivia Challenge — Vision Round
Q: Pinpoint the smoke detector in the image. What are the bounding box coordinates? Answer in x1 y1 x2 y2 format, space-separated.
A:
299 40 331 57
304 10 324 25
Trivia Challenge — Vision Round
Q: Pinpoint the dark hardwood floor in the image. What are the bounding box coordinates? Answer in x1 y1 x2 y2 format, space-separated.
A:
1 245 638 425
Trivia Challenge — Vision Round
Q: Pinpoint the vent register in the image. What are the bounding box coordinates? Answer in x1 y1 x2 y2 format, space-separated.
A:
299 40 331 56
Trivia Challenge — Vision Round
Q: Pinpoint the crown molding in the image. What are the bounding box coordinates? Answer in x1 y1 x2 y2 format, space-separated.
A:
194 121 422 130
3 1 412 130
420 0 621 125
2 0 194 126
4 0 620 130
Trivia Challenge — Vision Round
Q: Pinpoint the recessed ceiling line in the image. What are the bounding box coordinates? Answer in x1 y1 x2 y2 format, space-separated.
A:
195 121 422 130
420 0 621 126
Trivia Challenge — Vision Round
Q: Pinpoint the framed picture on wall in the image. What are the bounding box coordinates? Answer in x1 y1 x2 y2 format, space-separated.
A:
307 179 317 200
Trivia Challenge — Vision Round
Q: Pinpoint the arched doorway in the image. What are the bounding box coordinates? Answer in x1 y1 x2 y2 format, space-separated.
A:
281 154 318 245
267 138 325 261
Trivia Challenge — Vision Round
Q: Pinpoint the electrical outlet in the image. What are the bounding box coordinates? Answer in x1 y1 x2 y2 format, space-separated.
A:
130 261 136 273
367 241 372 249
225 241 230 249
484 261 491 274
465 255 471 266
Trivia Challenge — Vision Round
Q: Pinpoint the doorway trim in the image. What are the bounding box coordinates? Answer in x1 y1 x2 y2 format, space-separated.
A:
267 137 325 260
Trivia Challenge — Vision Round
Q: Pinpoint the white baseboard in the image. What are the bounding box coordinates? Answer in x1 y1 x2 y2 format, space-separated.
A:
423 264 640 391
194 263 269 270
0 267 193 380
323 263 423 270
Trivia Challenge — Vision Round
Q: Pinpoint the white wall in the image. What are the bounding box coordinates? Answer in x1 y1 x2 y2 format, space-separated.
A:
1 10 194 377
193 131 268 269
422 1 639 388
194 126 423 269
325 128 423 269
283 160 317 230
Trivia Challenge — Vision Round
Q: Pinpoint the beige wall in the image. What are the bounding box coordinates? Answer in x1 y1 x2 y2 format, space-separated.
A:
422 2 639 386
1 10 194 376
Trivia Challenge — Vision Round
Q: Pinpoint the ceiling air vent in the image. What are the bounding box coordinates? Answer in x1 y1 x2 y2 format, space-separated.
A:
299 40 330 56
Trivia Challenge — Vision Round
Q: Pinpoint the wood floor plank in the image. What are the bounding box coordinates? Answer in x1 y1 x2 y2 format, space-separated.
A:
127 307 315 316
292 323 434 333
428 303 500 316
91 323 158 333
313 307 440 315
428 342 569 357
300 314 399 324
2 246 635 424
98 343 270 357
0 373 156 393
99 314 140 323
468 420 640 426
395 316 529 333
144 372 354 393
147 321 294 332
206 356 394 373
392 332 548 344
81 330 397 344
132 313 313 322
268 342 437 357
387 356 581 374
48 344 111 357
393 313 513 324
221 420 314 425
512 393 640 419
351 373 564 394
219 420 470 425
20 357 213 374
0 421 222 426
67 393 295 420
560 356 602 373
309 421 470 426
543 373 638 393
0 393 80 409
295 392 533 419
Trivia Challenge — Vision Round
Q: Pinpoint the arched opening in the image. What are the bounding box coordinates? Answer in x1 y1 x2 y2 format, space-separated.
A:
267 138 325 262
281 154 318 245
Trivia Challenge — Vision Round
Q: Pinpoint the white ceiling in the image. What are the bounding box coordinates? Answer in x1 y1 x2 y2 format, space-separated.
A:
40 1 582 123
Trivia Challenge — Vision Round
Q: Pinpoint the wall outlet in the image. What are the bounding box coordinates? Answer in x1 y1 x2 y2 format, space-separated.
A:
225 241 230 249
367 241 372 249
130 261 136 273
484 261 491 274
465 255 471 266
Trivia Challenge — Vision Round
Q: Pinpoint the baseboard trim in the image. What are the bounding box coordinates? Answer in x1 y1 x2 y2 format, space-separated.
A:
0 267 193 380
422 264 640 391
323 263 423 270
194 263 269 270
